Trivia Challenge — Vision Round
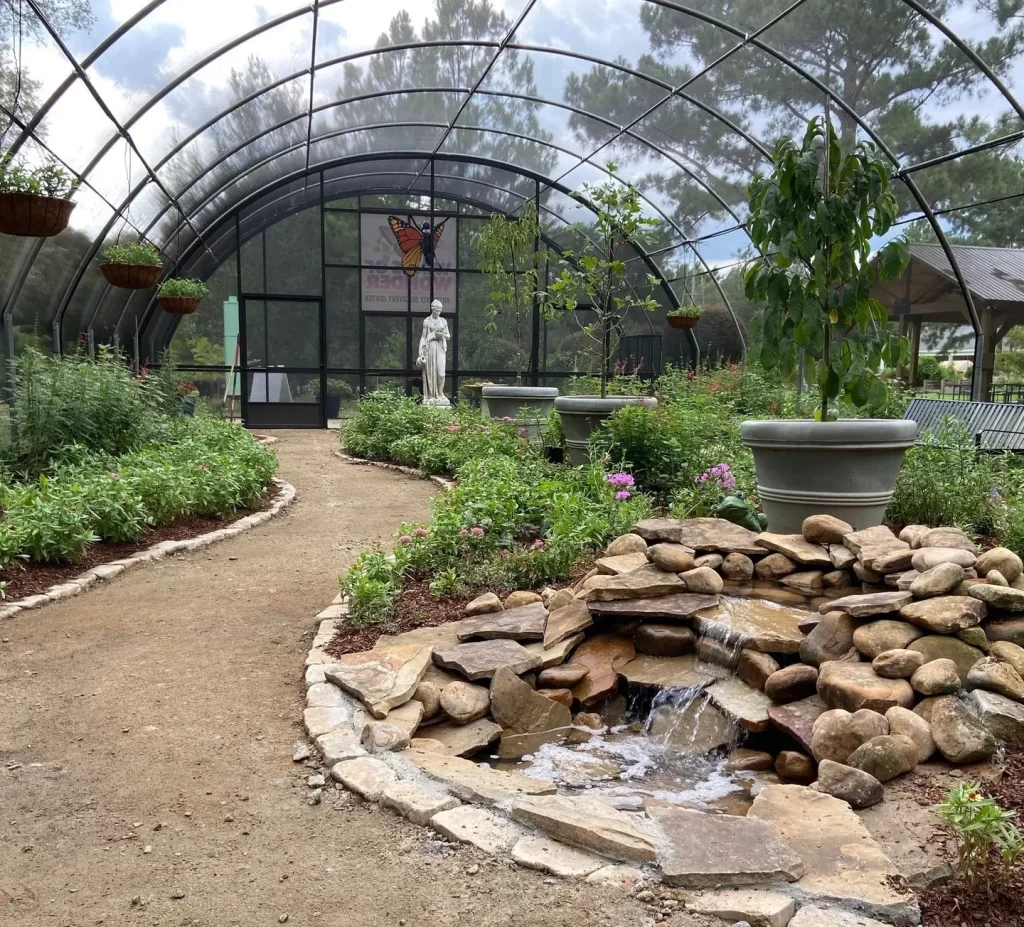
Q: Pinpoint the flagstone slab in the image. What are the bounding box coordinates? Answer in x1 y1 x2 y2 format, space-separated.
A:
693 597 807 654
457 602 548 642
587 593 720 621
706 676 774 732
426 718 503 757
511 835 606 877
377 621 469 649
524 632 585 669
380 780 460 826
570 633 636 705
315 729 367 765
619 653 725 690
325 644 433 718
595 552 650 575
544 599 593 646
668 517 764 554
432 639 543 681
757 532 832 567
430 805 525 855
330 756 397 801
578 564 686 602
402 748 556 804
685 889 796 927
490 666 572 734
821 591 913 618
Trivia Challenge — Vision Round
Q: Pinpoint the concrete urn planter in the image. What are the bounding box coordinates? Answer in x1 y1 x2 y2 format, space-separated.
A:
481 385 559 440
555 395 658 466
740 419 919 533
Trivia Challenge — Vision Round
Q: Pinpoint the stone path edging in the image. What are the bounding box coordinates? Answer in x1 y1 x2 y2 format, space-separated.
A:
334 451 455 491
0 478 297 621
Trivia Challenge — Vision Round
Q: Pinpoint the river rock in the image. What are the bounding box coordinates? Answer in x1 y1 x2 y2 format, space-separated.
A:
504 591 543 610
818 662 914 712
815 759 883 809
781 570 826 593
908 635 985 684
695 553 725 570
325 644 433 719
872 649 924 678
605 533 647 557
900 524 930 547
885 705 935 762
414 681 442 718
800 612 858 667
655 807 804 888
985 617 1024 646
968 656 1024 700
647 543 696 573
433 640 542 681
968 583 1024 612
930 695 998 762
910 563 966 598
543 599 592 647
769 695 828 754
756 552 798 580
426 718 503 757
989 640 1024 677
830 545 857 569
966 689 1024 743
911 658 961 695
727 748 775 771
958 627 989 651
570 633 635 706
634 623 695 657
439 681 491 724
899 596 985 634
511 794 659 863
580 564 687 602
847 734 917 782
360 721 411 753
920 527 976 551
537 663 588 688
823 570 855 589
977 547 1024 584
680 566 724 595
766 665 819 704
989 569 1011 586
490 666 571 734
465 592 503 616
457 602 548 642
694 597 806 654
823 591 913 618
738 649 780 690
776 750 816 784
757 533 832 567
895 570 920 591
803 515 853 545
722 552 755 580
811 708 889 764
912 547 977 572
596 552 650 576
868 547 916 574
853 620 924 658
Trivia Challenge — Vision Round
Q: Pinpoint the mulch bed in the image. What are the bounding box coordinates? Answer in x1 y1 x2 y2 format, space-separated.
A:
0 484 281 602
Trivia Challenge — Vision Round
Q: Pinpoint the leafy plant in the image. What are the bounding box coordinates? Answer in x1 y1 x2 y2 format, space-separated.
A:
938 782 1024 892
667 305 703 319
475 201 541 380
339 547 407 627
158 278 209 300
102 241 162 267
428 567 462 598
744 116 911 420
0 155 78 198
542 164 663 398
2 476 97 563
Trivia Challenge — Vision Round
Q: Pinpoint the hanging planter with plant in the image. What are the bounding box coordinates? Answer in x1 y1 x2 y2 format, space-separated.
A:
158 278 209 315
99 241 163 289
0 156 77 238
666 305 703 330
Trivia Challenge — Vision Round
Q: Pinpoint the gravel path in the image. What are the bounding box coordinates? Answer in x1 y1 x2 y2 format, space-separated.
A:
0 431 648 927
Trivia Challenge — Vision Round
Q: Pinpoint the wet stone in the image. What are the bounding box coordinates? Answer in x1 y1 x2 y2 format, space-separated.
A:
619 653 725 690
768 695 828 754
633 623 695 657
765 664 819 704
738 649 780 691
726 748 775 771
706 676 774 732
570 633 636 706
775 750 816 784
490 666 571 735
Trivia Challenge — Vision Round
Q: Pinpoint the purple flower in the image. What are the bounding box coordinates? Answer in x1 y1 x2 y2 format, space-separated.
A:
413 527 428 537
616 490 631 501
470 526 485 537
604 472 635 488
697 462 736 491
398 535 413 545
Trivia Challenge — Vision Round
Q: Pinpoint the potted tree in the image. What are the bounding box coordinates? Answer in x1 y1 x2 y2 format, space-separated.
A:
0 156 77 238
545 165 660 464
158 278 209 315
99 241 163 289
740 117 918 531
474 201 557 436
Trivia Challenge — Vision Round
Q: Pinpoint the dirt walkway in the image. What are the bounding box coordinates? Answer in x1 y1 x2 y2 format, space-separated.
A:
0 431 647 927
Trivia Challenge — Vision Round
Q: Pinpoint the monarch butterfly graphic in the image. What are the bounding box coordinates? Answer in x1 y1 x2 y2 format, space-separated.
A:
387 215 449 277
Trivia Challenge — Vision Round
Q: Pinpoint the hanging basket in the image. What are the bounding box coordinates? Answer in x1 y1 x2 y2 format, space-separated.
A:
159 295 200 315
0 192 76 238
100 262 163 290
667 314 701 330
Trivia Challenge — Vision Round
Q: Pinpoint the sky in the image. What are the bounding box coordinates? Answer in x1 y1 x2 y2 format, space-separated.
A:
10 0 1024 258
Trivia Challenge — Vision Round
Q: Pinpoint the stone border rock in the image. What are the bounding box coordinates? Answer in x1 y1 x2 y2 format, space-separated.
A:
334 450 455 492
255 434 280 446
0 478 297 621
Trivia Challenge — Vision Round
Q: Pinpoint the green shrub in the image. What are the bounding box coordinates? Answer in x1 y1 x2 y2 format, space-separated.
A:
938 782 1024 892
340 547 408 627
917 355 941 383
2 476 97 563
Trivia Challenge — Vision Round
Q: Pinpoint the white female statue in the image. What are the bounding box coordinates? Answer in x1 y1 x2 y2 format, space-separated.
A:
417 298 451 407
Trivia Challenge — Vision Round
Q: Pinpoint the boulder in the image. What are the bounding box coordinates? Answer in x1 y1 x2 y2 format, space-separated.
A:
325 644 433 719
633 623 695 657
695 552 725 570
871 649 924 679
680 566 725 595
722 551 755 580
505 591 543 609
727 748 776 771
930 695 998 762
968 583 1024 613
899 596 986 634
920 527 976 551
912 547 978 572
579 564 687 602
815 759 884 809
822 591 913 618
605 533 648 557
433 640 542 681
769 695 828 754
414 681 442 719
853 620 924 658
570 633 636 706
776 750 816 784
985 617 1024 646
885 705 935 762
647 543 696 573
908 636 985 684
800 612 858 667
543 598 592 647
490 666 571 734
756 552 799 580
911 658 961 696
465 592 503 616
811 708 890 764
738 649 781 691
457 602 548 642
967 656 1024 700
360 721 411 753
817 662 914 712
765 664 820 704
966 689 1024 743
989 640 1024 677
803 514 854 545
846 734 917 782
439 681 491 724
757 532 833 567
537 663 588 688
910 563 966 598
900 524 930 547
977 547 1024 584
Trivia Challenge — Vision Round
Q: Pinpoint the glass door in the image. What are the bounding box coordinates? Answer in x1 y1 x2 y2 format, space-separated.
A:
243 297 324 428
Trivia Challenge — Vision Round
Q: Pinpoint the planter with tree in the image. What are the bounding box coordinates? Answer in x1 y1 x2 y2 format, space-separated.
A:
474 201 557 436
99 241 163 289
545 166 660 465
158 278 209 315
0 156 77 238
740 117 918 532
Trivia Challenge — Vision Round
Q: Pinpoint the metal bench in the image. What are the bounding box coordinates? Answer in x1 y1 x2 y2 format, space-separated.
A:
903 398 1024 451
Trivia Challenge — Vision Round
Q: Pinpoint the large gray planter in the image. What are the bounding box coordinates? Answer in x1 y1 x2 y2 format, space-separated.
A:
555 395 658 466
481 385 559 440
740 419 919 533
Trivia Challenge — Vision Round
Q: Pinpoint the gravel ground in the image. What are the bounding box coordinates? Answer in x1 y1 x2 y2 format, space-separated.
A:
0 430 651 927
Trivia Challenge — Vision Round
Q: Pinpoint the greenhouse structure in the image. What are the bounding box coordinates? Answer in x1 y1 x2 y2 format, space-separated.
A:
1 0 1023 426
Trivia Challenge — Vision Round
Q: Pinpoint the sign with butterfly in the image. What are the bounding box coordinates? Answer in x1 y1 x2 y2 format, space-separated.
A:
360 212 458 313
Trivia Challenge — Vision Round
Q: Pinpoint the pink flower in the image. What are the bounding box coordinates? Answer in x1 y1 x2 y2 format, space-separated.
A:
110 473 121 481
198 464 208 472
499 548 509 559
413 528 428 537
500 416 516 423
518 427 527 438
445 423 461 433
398 535 413 545
470 526 485 537
616 490 631 501
531 539 545 550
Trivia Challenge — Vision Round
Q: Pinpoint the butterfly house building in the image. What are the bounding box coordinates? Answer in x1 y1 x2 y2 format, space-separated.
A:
1 1 1023 427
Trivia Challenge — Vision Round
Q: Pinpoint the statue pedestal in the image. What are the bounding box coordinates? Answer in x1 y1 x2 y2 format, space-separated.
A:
423 395 451 408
